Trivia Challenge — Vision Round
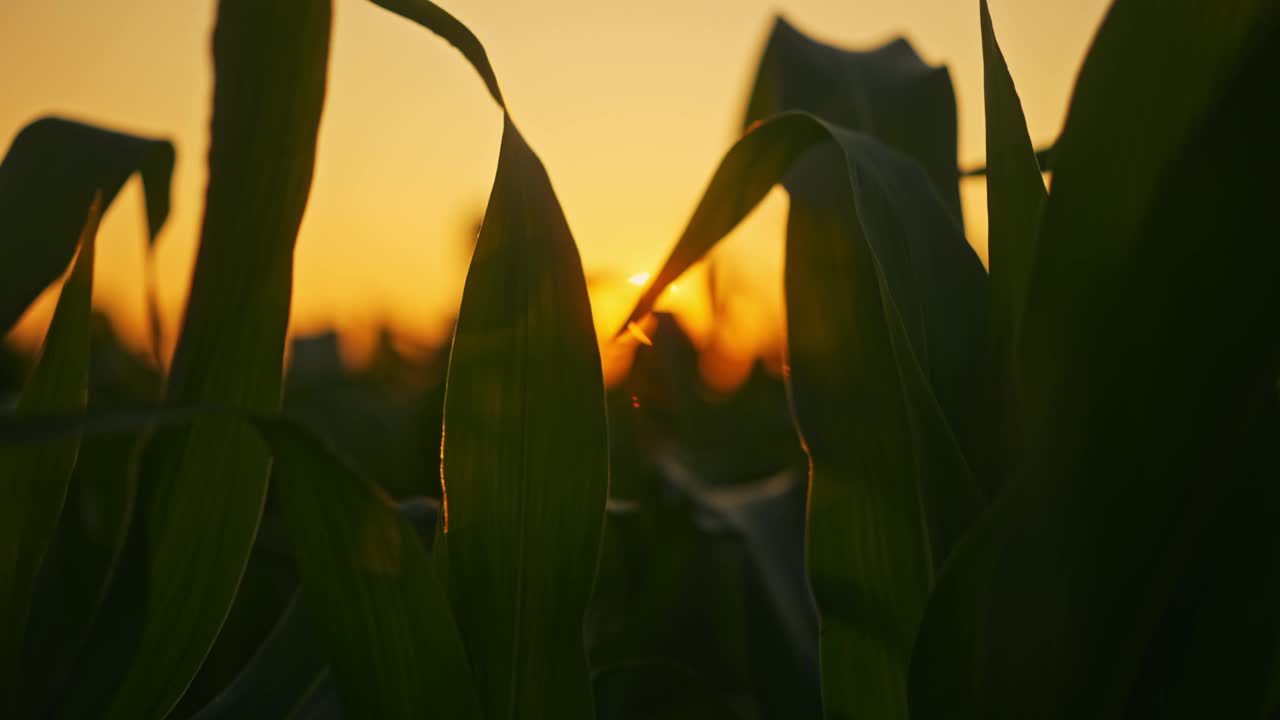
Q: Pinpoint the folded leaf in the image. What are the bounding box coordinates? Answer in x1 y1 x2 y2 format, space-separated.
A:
0 196 98 715
0 119 172 334
744 17 963 220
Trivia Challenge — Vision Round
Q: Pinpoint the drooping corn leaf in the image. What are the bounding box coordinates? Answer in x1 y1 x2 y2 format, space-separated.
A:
968 2 1280 717
250 419 481 719
0 118 173 335
744 17 963 220
622 111 984 719
0 197 98 715
90 1 331 717
368 2 609 717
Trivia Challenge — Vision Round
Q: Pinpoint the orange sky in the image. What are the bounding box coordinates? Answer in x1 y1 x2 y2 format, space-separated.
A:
1 0 1110 377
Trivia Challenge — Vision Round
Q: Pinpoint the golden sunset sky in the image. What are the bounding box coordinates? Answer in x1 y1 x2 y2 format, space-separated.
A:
1 0 1110 377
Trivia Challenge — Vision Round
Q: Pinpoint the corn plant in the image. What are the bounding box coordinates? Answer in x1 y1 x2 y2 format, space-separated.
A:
1 0 1277 718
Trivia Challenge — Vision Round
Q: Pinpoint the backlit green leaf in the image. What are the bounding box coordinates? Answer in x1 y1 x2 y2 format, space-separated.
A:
623 111 985 719
92 1 331 717
369 2 610 717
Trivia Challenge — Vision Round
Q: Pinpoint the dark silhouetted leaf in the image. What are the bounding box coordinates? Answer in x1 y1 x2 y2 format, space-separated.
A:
0 118 172 334
947 2 1280 717
744 17 963 219
978 0 1046 377
89 1 331 717
0 197 98 715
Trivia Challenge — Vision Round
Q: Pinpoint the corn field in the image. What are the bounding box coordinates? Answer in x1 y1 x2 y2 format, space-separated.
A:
1 0 1277 718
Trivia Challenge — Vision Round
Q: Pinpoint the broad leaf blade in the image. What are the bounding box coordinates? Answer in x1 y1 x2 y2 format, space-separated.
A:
96 1 331 717
439 117 609 720
623 112 984 719
368 2 610 717
744 17 963 220
0 197 98 714
0 118 173 334
253 419 481 719
978 2 1280 717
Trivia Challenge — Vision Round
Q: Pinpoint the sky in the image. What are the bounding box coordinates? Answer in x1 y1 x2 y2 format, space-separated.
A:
0 0 1111 380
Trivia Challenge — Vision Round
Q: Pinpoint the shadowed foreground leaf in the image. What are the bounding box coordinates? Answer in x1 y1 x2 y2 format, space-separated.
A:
253 419 481 719
79 1 331 718
369 1 609 717
593 661 743 720
189 592 326 720
623 111 984 719
0 197 98 715
0 118 173 335
912 2 1280 718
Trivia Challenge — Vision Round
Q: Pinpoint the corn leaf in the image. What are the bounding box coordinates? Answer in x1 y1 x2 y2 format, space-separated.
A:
368 2 609 717
744 17 963 220
188 592 326 720
978 0 1045 357
252 419 481 719
593 661 743 720
968 2 1280 716
0 197 98 714
91 1 331 717
20 430 142 714
0 118 173 335
622 111 984 719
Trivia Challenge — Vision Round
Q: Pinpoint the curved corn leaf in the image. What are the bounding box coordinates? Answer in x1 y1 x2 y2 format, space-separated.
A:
369 1 609 717
744 17 963 220
91 1 331 717
970 2 1280 716
191 495 443 720
0 197 98 716
622 111 984 719
188 592 326 720
0 119 173 335
251 419 481 719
